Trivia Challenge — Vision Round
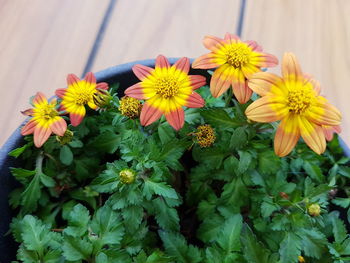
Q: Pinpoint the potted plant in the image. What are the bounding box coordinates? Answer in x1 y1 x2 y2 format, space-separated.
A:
1 33 349 263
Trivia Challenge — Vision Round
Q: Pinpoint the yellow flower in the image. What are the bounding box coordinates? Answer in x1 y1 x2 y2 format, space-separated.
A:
124 55 206 130
119 96 142 119
245 53 341 157
192 33 278 103
55 72 109 126
21 92 67 147
308 203 321 217
195 124 216 147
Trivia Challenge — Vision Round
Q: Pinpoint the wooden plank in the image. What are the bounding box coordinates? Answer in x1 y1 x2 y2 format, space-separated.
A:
241 0 350 145
0 0 110 146
92 0 241 71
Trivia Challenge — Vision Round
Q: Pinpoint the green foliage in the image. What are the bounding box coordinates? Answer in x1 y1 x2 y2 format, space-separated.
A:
9 81 350 263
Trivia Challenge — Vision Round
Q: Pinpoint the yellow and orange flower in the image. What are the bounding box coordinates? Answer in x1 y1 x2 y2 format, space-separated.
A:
21 92 67 147
124 55 206 130
55 72 108 126
192 33 278 103
245 53 341 157
323 125 341 142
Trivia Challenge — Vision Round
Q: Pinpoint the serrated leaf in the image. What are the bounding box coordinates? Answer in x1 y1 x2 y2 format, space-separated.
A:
158 124 175 145
8 143 30 157
122 205 144 229
258 150 281 175
10 168 35 179
229 127 247 149
88 131 121 153
279 232 302 263
201 109 239 129
303 161 324 183
333 198 350 209
60 145 73 165
159 231 202 263
143 180 178 199
197 214 224 243
217 214 242 254
39 172 55 187
62 236 92 261
332 216 348 243
237 151 252 174
241 224 270 263
300 228 327 259
21 173 41 212
153 198 180 231
64 204 90 237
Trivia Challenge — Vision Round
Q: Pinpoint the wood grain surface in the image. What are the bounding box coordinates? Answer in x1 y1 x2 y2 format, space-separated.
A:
0 0 110 146
91 0 241 71
241 0 350 145
1 0 349 149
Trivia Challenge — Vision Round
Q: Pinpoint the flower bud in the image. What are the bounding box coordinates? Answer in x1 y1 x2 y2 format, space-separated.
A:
195 124 216 148
93 89 113 109
119 96 142 119
308 203 321 217
119 168 136 184
298 256 305 263
279 192 289 199
56 129 74 145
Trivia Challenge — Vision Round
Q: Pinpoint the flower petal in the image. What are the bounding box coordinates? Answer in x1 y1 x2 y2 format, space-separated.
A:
189 75 206 90
125 83 146 99
245 95 288 122
96 82 109 90
323 125 341 141
21 108 34 116
69 106 86 126
192 53 223 69
50 118 67 136
140 102 163 126
245 40 263 52
224 33 240 44
21 119 37 135
173 57 190 74
184 92 205 108
251 52 279 68
203 35 225 51
241 63 260 79
232 76 252 104
132 64 154 80
88 101 98 110
306 97 341 126
156 55 170 68
299 117 326 155
210 64 234 98
67 74 81 86
165 107 185 130
55 88 67 98
282 53 303 80
248 72 285 97
32 92 48 105
84 72 96 84
33 126 52 148
274 114 300 157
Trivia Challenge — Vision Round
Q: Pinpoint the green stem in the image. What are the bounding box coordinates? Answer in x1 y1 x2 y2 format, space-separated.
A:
36 151 44 174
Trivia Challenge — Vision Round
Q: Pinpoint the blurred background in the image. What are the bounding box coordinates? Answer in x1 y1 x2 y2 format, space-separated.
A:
0 0 349 147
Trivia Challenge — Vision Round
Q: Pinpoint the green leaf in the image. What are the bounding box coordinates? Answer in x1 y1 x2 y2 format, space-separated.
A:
217 214 243 254
159 231 202 263
332 216 348 243
21 173 41 212
143 179 178 199
201 109 239 129
62 236 93 261
122 205 144 230
60 145 73 165
39 172 55 187
237 151 252 175
90 205 125 246
229 127 247 149
43 250 62 263
8 143 30 157
279 232 302 263
153 198 180 231
303 161 324 183
258 150 281 175
88 131 121 153
261 197 280 218
332 198 350 209
64 204 90 237
69 140 84 148
300 228 327 259
158 124 175 145
10 168 35 179
197 214 224 242
241 224 270 263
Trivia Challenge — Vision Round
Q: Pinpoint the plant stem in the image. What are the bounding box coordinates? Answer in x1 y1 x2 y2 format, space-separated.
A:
225 88 233 107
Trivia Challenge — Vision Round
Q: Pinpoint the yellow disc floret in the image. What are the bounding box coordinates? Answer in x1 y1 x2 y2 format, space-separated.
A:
195 124 216 148
287 83 315 114
119 96 142 119
224 43 252 68
119 168 136 184
33 102 59 128
155 75 180 98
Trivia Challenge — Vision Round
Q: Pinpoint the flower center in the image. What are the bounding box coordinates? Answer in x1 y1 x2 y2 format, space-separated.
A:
287 87 314 114
225 43 251 68
36 104 58 120
155 76 179 98
75 91 92 105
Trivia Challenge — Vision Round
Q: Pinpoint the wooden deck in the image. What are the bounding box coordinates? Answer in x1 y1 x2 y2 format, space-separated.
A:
1 0 349 147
